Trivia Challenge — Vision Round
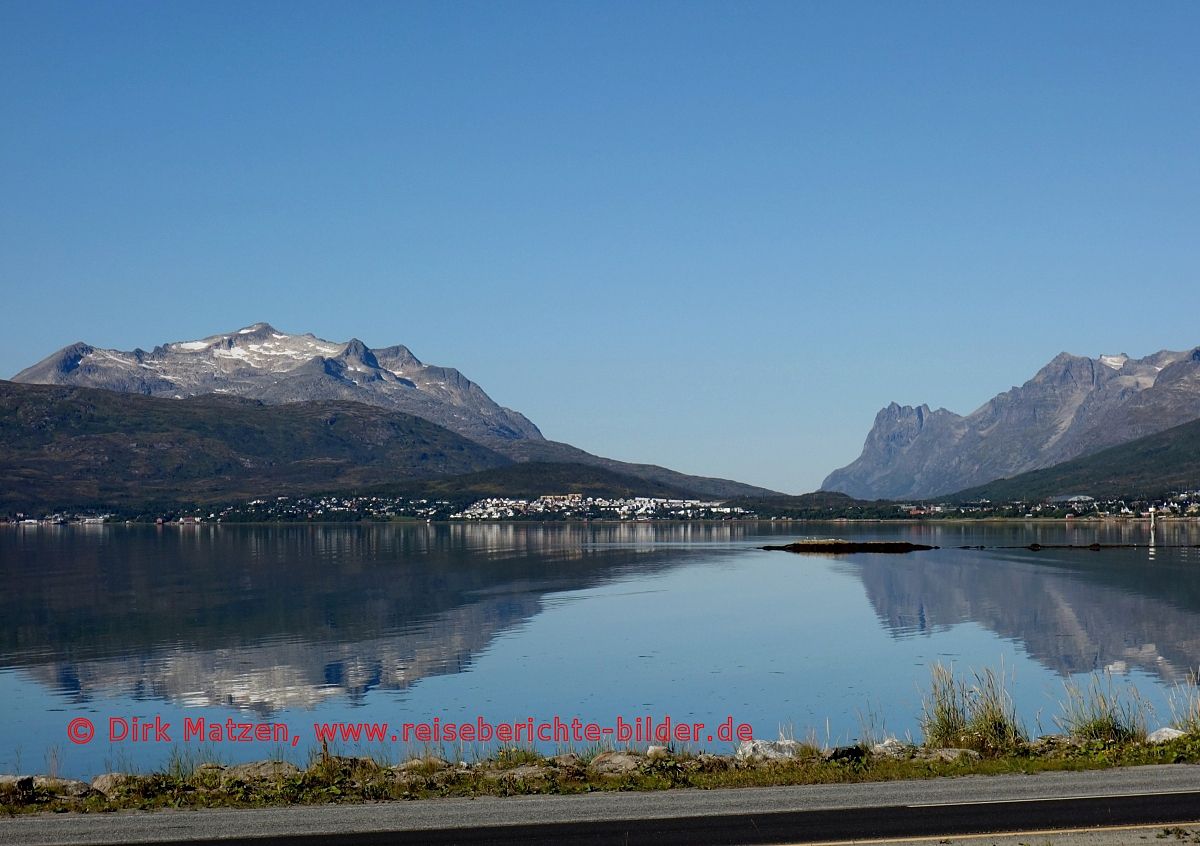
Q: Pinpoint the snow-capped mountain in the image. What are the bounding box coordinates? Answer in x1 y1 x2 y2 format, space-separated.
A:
12 323 542 445
10 322 778 499
824 346 1200 500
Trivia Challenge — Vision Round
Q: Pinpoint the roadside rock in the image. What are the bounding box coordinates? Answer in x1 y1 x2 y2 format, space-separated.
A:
33 777 94 798
324 755 382 772
919 748 982 763
89 773 131 797
1029 734 1076 754
222 760 300 782
0 775 34 794
871 738 912 760
393 756 450 773
482 764 551 783
736 739 802 761
548 753 581 769
692 753 731 772
645 745 669 760
1147 727 1187 743
821 745 867 764
587 751 642 777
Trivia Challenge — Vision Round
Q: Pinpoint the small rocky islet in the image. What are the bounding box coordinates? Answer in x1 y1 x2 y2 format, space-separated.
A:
762 539 939 554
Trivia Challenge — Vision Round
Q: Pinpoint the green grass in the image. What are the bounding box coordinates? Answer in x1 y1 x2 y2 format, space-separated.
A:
1055 674 1150 743
919 663 1027 755
1168 672 1200 736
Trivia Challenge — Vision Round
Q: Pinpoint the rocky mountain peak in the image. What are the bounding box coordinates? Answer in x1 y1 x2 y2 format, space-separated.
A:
824 343 1200 500
12 324 544 444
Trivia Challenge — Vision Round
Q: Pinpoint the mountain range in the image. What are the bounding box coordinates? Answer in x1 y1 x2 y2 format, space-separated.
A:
8 323 773 504
12 322 542 445
824 346 1200 500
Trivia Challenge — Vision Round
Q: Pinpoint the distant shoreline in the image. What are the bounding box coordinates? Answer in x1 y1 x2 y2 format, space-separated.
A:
6 516 1196 527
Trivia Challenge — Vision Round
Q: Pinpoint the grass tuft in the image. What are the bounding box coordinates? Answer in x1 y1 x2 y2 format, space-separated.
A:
920 663 1027 755
1055 674 1149 743
1168 670 1200 736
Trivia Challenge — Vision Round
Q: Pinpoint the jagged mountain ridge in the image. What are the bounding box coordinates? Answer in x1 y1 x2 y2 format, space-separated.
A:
11 323 775 499
12 322 543 445
824 346 1200 500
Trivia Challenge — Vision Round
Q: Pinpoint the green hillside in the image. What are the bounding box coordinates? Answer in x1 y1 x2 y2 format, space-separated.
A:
727 490 898 518
949 416 1200 502
367 461 702 500
0 381 510 510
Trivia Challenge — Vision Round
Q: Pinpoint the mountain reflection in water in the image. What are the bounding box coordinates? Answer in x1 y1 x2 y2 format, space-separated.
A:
0 522 736 714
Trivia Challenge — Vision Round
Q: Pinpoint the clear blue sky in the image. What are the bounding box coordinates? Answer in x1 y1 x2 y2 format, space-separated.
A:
1 1 1198 493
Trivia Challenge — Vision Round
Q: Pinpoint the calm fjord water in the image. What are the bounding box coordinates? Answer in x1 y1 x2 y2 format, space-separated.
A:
2 521 1198 778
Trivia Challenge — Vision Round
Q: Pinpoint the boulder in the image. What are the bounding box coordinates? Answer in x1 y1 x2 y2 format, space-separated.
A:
692 753 731 771
822 745 867 764
1147 727 1187 743
222 760 300 782
89 772 130 797
735 739 802 761
919 748 982 762
33 777 93 798
393 756 450 773
645 745 669 760
871 738 912 760
1028 734 1075 754
482 764 550 783
0 774 34 793
587 751 642 777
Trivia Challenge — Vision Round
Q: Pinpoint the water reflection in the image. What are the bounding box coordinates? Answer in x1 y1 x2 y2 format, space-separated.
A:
0 523 743 714
3 520 1200 721
850 528 1200 683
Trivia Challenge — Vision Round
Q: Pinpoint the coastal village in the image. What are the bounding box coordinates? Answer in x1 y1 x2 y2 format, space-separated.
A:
6 490 1200 525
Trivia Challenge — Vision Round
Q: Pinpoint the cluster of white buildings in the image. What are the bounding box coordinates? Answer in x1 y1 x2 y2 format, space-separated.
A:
450 494 749 521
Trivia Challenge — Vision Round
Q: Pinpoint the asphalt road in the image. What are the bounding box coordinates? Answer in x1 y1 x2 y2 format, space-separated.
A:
3 764 1199 846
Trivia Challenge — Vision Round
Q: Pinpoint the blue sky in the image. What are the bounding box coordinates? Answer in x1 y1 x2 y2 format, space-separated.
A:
1 1 1197 493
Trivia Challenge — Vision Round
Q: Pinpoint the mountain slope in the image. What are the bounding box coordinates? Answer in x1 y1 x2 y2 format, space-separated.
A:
948 416 1200 503
372 462 701 501
824 347 1200 499
11 323 775 499
0 381 510 510
12 323 543 445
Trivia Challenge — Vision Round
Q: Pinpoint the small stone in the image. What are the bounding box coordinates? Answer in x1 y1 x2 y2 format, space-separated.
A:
549 753 581 768
223 760 300 782
587 751 642 776
645 745 669 759
1147 727 1187 743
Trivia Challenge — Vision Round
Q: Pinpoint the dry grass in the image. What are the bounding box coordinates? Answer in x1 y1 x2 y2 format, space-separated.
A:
920 663 1027 755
